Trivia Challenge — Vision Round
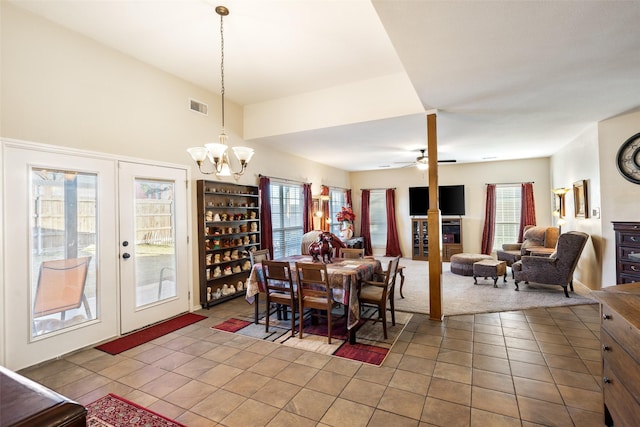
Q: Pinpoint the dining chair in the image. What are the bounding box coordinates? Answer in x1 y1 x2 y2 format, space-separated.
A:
358 255 400 339
296 262 341 344
340 248 365 259
262 260 297 336
33 256 93 328
250 248 271 265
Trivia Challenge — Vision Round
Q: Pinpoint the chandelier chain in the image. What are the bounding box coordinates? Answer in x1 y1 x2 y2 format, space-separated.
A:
219 11 225 130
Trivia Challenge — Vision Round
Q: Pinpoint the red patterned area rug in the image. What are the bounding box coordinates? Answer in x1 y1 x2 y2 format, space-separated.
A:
96 313 207 355
87 393 186 427
212 308 412 366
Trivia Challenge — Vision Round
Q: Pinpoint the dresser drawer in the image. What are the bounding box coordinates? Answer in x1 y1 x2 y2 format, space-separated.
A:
603 366 640 427
619 245 640 261
619 261 640 277
602 329 640 402
601 302 640 358
618 231 640 248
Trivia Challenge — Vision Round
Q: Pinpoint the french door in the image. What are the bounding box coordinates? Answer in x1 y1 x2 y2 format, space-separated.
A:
118 162 189 333
3 144 119 370
2 142 190 370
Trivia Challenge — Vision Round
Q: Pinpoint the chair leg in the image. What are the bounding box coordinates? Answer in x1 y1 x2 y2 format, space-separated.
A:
381 304 388 339
290 304 296 337
390 297 396 326
327 307 332 344
265 298 270 333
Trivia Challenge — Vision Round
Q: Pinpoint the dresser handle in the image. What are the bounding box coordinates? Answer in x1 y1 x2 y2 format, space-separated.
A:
631 236 638 242
634 225 639 229
602 314 611 320
602 345 611 351
632 266 639 272
603 377 611 384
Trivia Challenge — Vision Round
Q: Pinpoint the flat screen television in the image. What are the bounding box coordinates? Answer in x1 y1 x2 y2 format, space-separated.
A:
439 185 466 216
409 185 465 216
409 186 429 216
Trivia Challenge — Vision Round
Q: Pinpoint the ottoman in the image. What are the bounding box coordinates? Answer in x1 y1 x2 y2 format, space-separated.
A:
473 259 507 287
450 253 492 276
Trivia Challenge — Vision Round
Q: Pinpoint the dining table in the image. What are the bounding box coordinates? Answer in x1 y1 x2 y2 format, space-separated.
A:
245 254 383 344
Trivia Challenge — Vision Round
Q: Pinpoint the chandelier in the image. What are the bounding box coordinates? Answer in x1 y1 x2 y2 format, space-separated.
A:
187 5 254 178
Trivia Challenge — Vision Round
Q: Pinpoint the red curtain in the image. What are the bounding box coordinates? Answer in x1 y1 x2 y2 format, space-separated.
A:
345 189 352 209
385 189 402 257
518 182 536 242
320 185 330 231
303 183 313 233
360 190 373 256
481 184 496 255
259 176 273 257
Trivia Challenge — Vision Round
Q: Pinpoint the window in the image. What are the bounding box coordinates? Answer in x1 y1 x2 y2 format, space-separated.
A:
369 190 387 249
494 185 521 251
270 181 304 259
328 188 346 236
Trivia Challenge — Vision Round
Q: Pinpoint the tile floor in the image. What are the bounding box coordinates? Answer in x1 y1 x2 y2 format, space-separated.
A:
19 298 605 426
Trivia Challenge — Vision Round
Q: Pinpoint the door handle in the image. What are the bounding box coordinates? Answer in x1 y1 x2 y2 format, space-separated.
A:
122 253 131 259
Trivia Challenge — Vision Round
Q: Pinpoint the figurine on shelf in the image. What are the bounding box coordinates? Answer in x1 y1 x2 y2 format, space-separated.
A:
232 264 241 273
206 211 213 222
213 266 222 278
231 249 239 260
207 287 212 301
223 265 232 275
214 288 222 299
223 251 231 261
206 254 212 265
214 253 221 264
242 260 251 271
237 281 244 291
213 213 221 222
250 222 258 232
221 213 228 221
222 284 230 295
250 234 257 243
250 211 257 219
229 284 236 293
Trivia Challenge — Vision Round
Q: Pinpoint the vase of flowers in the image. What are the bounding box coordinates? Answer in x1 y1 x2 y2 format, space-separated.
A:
336 206 355 239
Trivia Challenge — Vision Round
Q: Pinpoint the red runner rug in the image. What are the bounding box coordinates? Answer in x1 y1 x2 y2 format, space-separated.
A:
87 393 186 426
96 313 207 355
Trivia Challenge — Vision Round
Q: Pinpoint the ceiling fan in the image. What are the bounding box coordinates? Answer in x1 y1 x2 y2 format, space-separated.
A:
395 149 457 170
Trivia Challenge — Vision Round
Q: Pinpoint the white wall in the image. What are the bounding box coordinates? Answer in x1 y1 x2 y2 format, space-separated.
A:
350 157 551 257
0 3 350 310
598 109 640 287
550 125 602 289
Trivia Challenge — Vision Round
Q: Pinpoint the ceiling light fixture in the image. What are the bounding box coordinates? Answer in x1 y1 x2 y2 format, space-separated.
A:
187 5 254 179
416 150 429 170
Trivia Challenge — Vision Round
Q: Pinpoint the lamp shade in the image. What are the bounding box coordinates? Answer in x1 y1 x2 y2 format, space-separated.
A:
205 142 228 161
232 146 254 163
186 147 209 162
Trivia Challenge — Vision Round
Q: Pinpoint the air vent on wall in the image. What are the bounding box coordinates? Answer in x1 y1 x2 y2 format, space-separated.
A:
189 98 208 115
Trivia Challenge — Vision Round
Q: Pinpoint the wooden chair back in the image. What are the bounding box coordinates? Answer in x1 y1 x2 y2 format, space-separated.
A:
340 248 365 259
262 259 297 336
296 262 339 343
250 249 271 265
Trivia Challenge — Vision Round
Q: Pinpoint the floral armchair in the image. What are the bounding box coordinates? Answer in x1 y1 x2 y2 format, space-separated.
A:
497 226 560 277
512 231 589 297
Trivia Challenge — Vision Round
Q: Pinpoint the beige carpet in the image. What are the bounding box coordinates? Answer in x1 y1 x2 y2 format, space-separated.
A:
384 257 597 317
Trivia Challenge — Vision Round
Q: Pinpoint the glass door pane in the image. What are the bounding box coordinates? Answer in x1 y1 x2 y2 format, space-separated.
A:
31 169 98 337
134 179 176 307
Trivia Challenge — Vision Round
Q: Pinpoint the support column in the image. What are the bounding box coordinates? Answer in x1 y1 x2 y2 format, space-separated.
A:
427 113 443 321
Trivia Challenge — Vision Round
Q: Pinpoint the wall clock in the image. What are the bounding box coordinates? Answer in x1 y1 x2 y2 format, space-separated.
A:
616 132 640 184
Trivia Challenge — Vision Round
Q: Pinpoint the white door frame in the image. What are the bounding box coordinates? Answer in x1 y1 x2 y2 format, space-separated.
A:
1 139 193 370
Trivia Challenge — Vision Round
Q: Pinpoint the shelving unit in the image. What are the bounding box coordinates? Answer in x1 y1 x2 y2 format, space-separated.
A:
411 217 463 261
196 180 260 308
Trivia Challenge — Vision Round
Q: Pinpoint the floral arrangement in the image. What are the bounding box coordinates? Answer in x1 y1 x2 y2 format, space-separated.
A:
336 206 355 223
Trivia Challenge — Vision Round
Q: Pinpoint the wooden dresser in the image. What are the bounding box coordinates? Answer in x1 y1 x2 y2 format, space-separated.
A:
0 365 86 426
612 221 640 284
593 283 640 427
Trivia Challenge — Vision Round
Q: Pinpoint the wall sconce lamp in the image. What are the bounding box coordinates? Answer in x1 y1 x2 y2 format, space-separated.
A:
186 6 254 179
552 187 570 232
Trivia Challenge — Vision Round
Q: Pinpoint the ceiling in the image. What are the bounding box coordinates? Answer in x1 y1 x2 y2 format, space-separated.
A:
9 0 640 171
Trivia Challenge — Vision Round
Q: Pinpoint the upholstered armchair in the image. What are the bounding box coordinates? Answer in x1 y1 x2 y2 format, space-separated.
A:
497 226 560 278
511 231 589 297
